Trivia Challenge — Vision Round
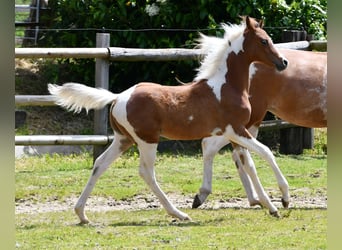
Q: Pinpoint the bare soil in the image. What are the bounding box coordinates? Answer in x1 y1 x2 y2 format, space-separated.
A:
15 193 327 215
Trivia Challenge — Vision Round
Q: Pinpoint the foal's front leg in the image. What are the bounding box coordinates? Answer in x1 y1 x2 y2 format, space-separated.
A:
192 136 230 208
193 135 260 208
138 142 191 221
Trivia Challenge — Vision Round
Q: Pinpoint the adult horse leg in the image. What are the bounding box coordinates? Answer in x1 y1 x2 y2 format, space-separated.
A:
74 133 133 224
138 141 191 221
226 126 289 217
192 136 230 208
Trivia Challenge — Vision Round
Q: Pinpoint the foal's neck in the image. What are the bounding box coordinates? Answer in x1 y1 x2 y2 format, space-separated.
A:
226 52 251 95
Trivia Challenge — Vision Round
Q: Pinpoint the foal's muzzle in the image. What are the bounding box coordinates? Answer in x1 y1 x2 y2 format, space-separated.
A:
275 57 288 71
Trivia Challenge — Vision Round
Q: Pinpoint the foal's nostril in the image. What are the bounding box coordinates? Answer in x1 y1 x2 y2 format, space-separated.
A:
275 57 288 71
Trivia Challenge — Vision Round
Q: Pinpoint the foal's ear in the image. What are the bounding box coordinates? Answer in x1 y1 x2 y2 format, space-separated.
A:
259 19 264 29
245 16 253 30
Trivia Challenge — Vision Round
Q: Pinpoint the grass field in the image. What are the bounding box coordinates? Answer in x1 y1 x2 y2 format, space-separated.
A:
15 149 327 249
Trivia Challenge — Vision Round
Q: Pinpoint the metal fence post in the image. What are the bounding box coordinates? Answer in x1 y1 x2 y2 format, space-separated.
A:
93 33 110 161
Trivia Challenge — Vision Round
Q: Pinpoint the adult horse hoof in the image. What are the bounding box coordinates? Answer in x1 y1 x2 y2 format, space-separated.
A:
269 210 280 218
192 194 203 209
281 198 289 208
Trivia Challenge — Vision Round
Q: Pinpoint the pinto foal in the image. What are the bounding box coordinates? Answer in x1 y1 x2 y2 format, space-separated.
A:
193 48 327 209
48 16 288 224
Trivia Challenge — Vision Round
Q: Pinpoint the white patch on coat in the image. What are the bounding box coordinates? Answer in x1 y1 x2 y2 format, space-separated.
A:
248 63 258 83
111 85 141 141
194 22 246 102
210 127 223 136
302 64 327 120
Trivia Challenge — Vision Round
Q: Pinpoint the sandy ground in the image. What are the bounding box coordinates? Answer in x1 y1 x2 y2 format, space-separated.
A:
15 193 327 215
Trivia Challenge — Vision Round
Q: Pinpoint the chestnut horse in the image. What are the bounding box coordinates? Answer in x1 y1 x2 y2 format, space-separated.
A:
48 16 288 224
193 48 327 209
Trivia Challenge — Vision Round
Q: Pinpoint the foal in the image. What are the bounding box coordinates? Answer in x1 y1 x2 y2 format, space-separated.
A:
48 16 288 224
193 48 327 209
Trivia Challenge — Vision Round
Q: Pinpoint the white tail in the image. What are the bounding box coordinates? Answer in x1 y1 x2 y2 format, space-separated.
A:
48 83 117 113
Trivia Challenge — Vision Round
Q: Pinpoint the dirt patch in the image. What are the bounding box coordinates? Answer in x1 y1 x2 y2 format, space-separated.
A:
15 193 327 215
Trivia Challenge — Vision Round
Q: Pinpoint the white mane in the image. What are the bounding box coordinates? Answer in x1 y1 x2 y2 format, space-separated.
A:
194 22 246 81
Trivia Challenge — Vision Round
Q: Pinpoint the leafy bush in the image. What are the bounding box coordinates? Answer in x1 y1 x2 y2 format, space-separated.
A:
38 0 326 90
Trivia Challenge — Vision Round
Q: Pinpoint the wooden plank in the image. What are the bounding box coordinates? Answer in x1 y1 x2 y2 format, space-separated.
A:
108 47 203 61
15 48 109 59
15 41 320 60
15 95 56 106
275 41 310 50
259 120 296 130
15 135 114 145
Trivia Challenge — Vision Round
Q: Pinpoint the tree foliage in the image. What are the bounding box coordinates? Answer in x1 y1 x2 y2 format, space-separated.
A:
39 0 327 90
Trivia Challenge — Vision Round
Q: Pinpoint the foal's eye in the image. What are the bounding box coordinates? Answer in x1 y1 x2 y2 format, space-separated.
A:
261 39 268 45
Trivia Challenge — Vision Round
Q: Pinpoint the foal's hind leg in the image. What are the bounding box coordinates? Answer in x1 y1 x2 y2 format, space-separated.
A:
232 144 280 216
138 141 191 221
74 134 132 224
227 126 289 217
232 148 261 207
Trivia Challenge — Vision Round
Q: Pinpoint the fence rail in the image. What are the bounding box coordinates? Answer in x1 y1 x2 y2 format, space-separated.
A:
14 40 316 60
15 35 327 156
15 120 296 146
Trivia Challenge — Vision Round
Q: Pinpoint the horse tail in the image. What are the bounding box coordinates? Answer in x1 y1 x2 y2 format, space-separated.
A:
48 82 118 113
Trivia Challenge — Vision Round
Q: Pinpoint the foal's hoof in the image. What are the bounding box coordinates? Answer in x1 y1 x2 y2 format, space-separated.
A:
281 198 289 208
269 210 280 218
192 194 203 209
172 215 192 223
182 215 192 221
77 220 89 226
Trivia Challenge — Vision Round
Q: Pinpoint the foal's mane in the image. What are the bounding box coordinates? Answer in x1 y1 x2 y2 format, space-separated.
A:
194 21 246 81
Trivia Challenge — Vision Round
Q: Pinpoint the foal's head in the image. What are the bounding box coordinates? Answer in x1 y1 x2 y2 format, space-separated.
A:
242 16 288 71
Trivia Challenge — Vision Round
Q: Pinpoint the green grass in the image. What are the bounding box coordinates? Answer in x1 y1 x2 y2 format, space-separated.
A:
15 150 327 249
16 208 326 249
15 150 327 203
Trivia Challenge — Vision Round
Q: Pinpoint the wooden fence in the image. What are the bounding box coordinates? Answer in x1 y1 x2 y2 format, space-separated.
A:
15 33 326 158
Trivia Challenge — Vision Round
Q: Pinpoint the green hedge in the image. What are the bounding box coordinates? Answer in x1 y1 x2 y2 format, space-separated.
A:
38 0 326 90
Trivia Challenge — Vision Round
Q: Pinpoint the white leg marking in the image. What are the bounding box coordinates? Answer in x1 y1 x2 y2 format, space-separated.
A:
75 134 131 224
225 125 289 215
138 141 191 220
248 125 259 138
232 148 260 206
232 125 261 206
194 136 230 207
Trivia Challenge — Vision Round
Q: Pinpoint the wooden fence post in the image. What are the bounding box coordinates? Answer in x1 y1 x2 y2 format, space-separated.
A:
93 33 110 161
279 29 314 154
